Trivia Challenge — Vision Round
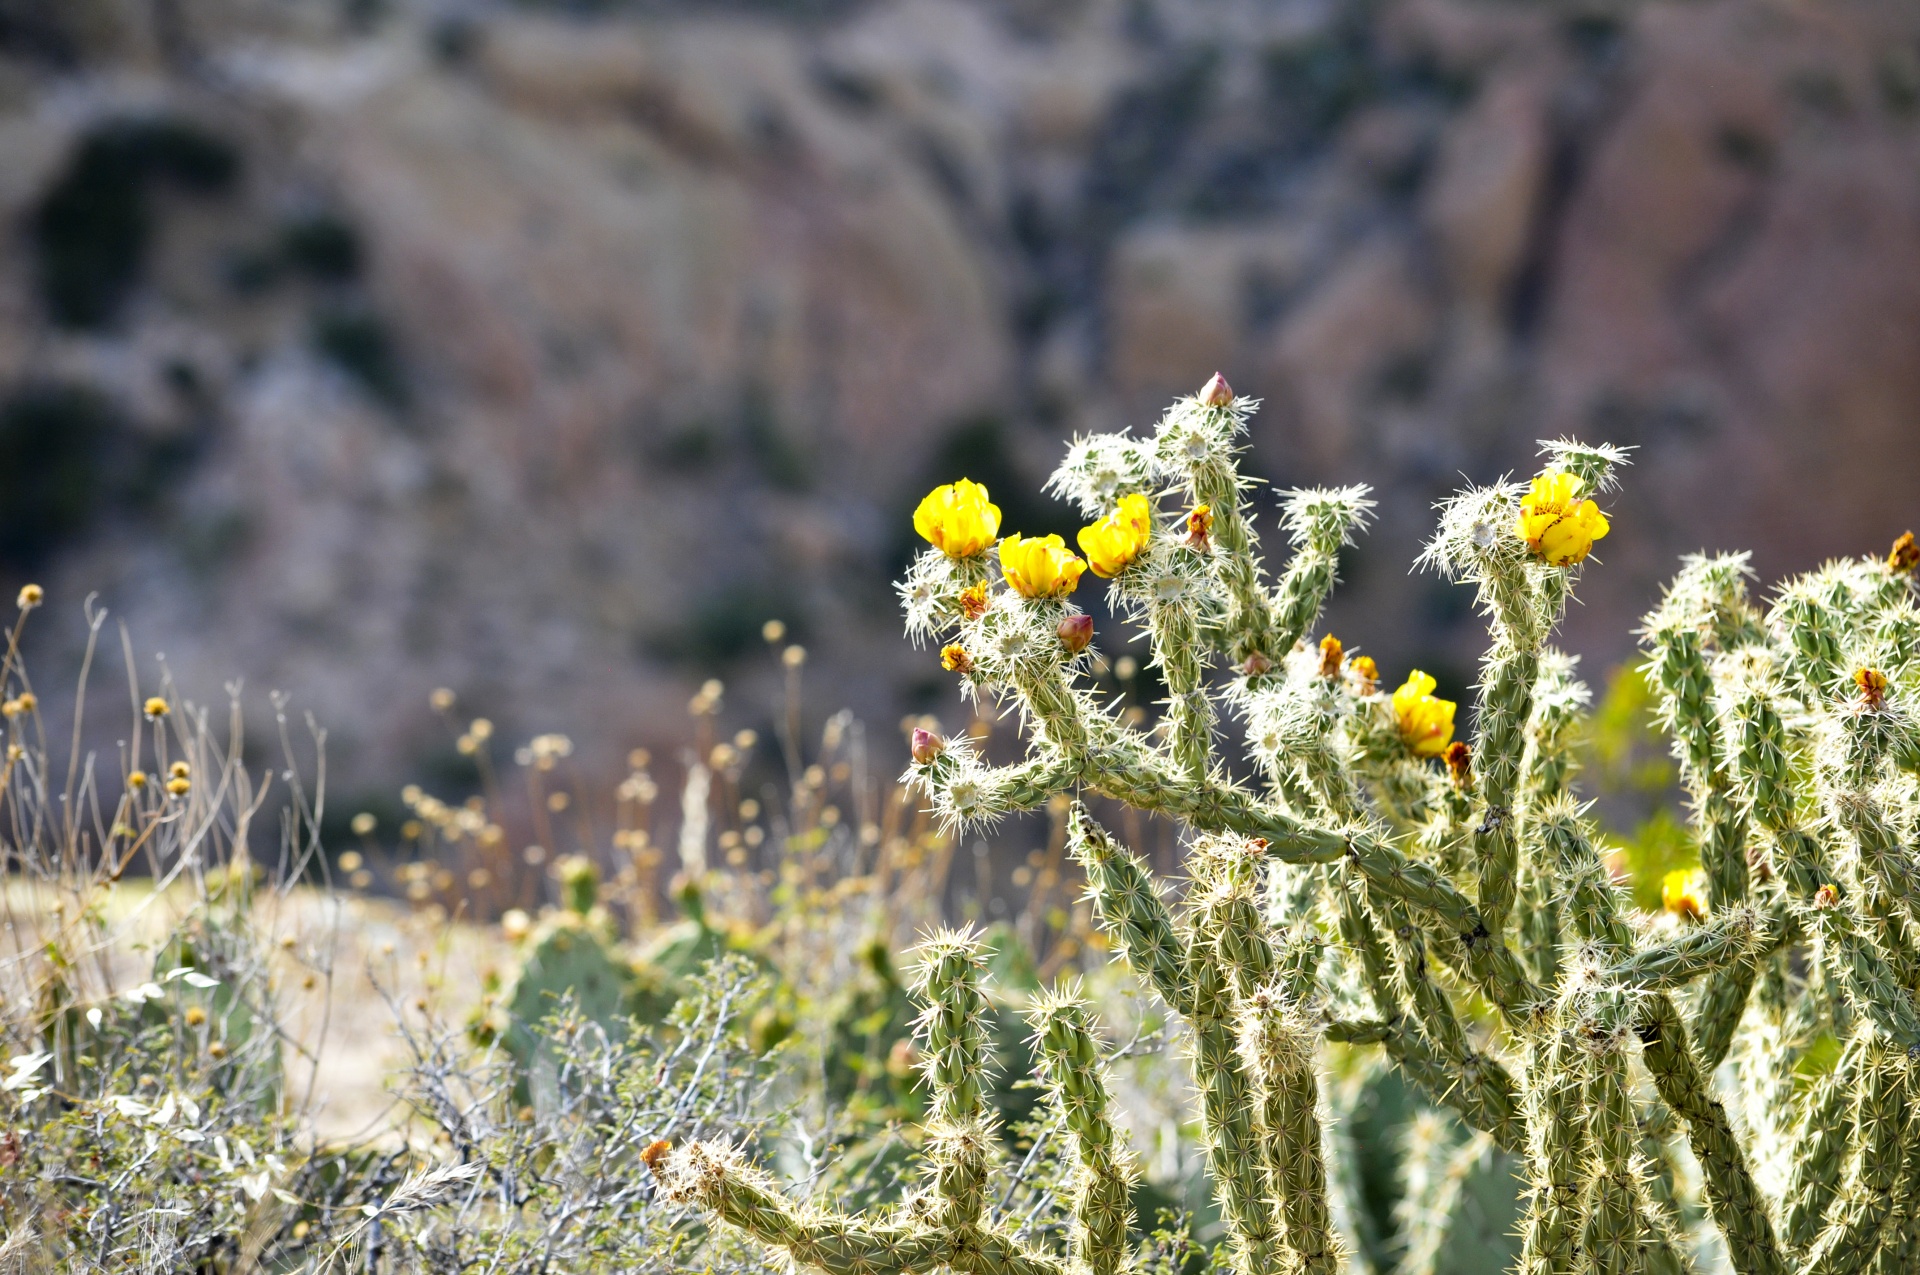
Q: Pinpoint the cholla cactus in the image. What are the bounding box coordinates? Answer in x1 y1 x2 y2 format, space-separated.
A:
658 375 1920 1275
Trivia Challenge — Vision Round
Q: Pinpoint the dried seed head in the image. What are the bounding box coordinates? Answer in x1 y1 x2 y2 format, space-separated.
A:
1855 666 1888 709
1444 740 1473 789
1890 531 1918 575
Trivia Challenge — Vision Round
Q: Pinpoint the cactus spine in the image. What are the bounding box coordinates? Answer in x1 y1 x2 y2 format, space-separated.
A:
661 381 1920 1275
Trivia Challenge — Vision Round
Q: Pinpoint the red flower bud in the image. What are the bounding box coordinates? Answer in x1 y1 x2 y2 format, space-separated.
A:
1058 613 1094 655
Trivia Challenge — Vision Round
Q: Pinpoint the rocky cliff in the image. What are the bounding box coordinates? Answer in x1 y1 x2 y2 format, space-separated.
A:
2 0 1916 816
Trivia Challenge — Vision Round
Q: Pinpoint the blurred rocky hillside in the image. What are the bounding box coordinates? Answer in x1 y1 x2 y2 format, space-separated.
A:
2 0 1917 813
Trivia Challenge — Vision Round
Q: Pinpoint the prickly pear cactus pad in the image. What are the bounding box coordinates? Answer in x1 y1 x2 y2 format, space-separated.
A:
650 376 1920 1275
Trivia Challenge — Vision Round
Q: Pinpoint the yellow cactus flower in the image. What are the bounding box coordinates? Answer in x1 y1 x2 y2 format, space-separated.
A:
1350 655 1379 695
1516 472 1610 567
913 478 1001 559
999 533 1086 599
1391 670 1456 758
1663 868 1708 921
1077 493 1154 578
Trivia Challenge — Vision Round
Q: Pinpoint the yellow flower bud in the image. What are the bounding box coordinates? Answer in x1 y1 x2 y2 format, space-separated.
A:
1350 655 1379 695
1516 472 1610 567
166 776 191 796
1317 634 1344 678
998 533 1086 599
1076 493 1154 578
16 584 41 609
128 770 148 790
913 478 1002 559
1662 868 1708 921
144 697 170 719
1391 669 1456 758
14 693 33 713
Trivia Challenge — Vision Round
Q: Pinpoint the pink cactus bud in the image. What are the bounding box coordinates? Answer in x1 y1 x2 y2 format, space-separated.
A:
1198 372 1234 407
1057 613 1094 655
911 728 945 765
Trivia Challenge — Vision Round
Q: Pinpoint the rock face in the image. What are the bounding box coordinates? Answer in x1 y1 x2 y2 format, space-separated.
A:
1 0 1916 811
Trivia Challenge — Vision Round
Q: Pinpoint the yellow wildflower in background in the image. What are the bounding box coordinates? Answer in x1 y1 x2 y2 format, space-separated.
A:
999 533 1086 599
1663 868 1708 921
913 478 1001 559
1077 493 1154 577
1392 670 1456 758
1516 472 1610 566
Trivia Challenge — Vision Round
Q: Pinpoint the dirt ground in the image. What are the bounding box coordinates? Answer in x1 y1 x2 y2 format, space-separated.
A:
0 880 514 1148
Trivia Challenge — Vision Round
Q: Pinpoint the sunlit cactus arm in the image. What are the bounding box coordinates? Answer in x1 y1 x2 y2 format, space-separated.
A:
1191 838 1279 1001
1268 486 1375 655
1267 860 1330 1001
1519 1022 1589 1275
1717 668 1920 1048
1806 896 1920 1051
1179 909 1286 1275
1769 569 1860 701
1028 991 1138 1275
1148 380 1280 664
652 1140 951 1275
1140 559 1217 784
1794 1048 1909 1275
1066 804 1192 1016
1321 1016 1392 1045
1549 806 1776 1275
912 931 996 1234
1606 906 1778 994
909 739 1078 826
1331 870 1525 1152
1340 831 1541 1016
1237 984 1341 1275
1535 797 1633 954
1781 1031 1869 1252
1373 891 1526 1145
1635 995 1787 1275
1514 652 1589 986
1577 997 1650 1275
920 649 1350 862
1419 482 1547 939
